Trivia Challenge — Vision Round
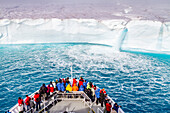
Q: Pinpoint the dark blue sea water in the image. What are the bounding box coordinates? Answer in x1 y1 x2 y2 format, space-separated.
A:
0 44 169 113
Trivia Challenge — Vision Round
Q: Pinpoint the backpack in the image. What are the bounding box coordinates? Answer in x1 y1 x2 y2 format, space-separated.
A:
36 96 41 102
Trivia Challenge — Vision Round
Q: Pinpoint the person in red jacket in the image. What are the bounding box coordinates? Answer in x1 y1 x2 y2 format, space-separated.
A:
72 78 77 87
47 85 50 96
34 92 41 111
25 95 31 111
18 97 24 106
94 85 97 90
79 77 84 87
18 97 24 113
49 81 54 95
106 102 112 113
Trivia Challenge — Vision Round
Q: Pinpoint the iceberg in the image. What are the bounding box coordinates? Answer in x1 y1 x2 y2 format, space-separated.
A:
0 19 169 55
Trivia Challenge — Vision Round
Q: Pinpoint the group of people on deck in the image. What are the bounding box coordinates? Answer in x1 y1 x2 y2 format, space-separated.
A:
17 96 36 113
16 77 121 113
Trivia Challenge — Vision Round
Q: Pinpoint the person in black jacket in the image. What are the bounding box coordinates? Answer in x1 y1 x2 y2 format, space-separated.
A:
100 91 105 107
39 83 47 100
87 89 92 101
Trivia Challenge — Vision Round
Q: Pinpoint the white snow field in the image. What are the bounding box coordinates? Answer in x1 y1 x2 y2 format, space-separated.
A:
0 0 170 54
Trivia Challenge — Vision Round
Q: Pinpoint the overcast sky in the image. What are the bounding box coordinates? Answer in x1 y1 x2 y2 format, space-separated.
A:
0 0 170 21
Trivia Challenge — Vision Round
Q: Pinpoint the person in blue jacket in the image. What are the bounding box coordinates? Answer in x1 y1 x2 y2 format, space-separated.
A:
57 82 61 91
61 82 65 92
95 88 100 105
112 103 121 113
79 85 84 91
83 80 88 89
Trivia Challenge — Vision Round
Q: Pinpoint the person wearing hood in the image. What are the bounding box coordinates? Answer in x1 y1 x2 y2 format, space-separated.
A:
61 82 65 92
79 85 84 91
86 83 91 90
57 79 62 91
72 83 78 91
83 80 88 89
57 82 61 91
87 82 93 90
95 88 100 105
66 83 72 92
72 78 77 87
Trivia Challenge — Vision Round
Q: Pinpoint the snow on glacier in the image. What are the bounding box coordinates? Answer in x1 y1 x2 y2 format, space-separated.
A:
0 19 169 55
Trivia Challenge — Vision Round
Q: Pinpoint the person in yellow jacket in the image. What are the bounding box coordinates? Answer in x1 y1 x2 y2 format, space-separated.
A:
66 83 72 92
87 83 91 89
72 83 78 91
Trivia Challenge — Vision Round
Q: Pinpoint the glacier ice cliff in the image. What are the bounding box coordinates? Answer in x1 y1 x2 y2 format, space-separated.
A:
0 19 169 55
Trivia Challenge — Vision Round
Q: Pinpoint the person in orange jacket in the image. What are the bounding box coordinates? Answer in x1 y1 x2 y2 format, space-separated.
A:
72 83 78 91
25 95 31 111
100 88 106 94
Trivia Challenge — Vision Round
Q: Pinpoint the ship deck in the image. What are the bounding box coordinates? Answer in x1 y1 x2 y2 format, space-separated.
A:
38 91 104 113
49 100 90 113
32 91 104 113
